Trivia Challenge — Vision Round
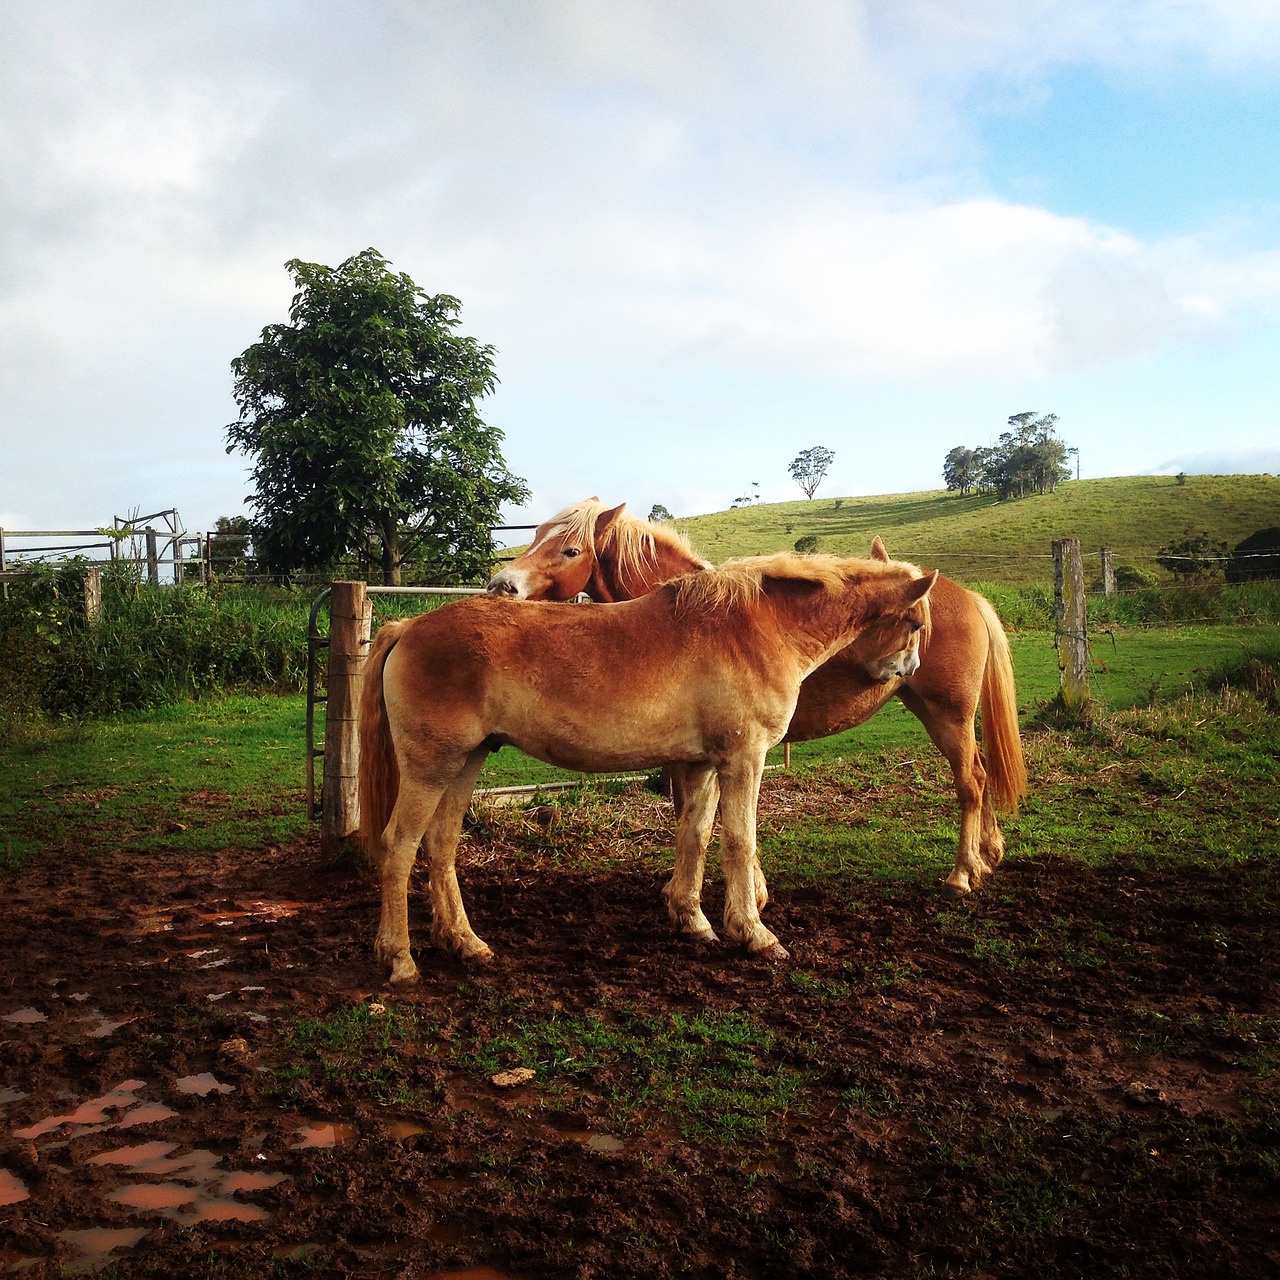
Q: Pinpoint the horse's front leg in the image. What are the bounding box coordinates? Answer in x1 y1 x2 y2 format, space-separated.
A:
717 750 788 960
667 762 768 914
663 761 720 941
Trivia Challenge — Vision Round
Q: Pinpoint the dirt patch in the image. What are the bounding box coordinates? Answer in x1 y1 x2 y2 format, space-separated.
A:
1 817 1278 1278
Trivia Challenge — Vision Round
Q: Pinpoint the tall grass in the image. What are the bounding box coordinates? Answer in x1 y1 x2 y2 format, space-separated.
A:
974 580 1280 630
0 563 310 721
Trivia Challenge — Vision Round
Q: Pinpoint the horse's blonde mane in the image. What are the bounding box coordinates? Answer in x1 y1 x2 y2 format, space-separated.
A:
673 552 924 618
542 498 708 583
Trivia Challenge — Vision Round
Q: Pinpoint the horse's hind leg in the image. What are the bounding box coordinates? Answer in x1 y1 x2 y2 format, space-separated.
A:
376 776 447 986
424 747 493 963
663 762 721 941
897 688 992 897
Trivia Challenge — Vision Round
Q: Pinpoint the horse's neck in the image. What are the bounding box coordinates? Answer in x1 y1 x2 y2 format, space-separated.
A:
592 533 706 601
768 580 870 670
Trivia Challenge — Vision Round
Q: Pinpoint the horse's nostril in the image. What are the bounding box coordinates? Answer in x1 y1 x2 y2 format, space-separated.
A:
488 579 516 595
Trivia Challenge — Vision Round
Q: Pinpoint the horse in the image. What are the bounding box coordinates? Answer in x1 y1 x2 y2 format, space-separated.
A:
489 499 1025 916
359 552 937 984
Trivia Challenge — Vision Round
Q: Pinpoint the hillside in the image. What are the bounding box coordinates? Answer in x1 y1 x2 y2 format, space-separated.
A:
670 474 1280 587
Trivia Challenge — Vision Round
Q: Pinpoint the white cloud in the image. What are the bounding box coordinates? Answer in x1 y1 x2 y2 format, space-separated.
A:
4 2 1280 530
1150 446 1280 477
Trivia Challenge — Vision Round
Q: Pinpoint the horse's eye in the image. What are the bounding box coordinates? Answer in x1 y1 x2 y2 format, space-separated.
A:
562 547 582 559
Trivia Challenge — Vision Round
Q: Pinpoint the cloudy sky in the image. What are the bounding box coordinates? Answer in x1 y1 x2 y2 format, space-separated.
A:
3 0 1280 540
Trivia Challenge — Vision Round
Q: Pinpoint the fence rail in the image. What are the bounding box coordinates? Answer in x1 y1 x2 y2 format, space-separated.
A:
0 517 543 595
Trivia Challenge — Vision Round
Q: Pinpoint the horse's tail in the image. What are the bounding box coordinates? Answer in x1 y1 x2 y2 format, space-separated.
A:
358 618 408 863
974 594 1027 814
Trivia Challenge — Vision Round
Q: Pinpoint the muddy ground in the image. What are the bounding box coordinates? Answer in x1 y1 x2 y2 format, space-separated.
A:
2 781 1278 1279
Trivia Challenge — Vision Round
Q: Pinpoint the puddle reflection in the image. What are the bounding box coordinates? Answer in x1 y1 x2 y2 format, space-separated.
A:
89 1139 286 1226
174 1072 235 1097
292 1121 358 1149
2 1008 47 1025
56 1227 149 1276
0 1168 30 1206
13 1079 148 1139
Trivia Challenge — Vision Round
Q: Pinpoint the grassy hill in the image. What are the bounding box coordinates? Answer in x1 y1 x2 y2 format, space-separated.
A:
672 474 1280 587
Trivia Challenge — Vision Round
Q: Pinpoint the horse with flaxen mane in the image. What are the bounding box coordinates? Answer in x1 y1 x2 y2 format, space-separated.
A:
489 499 1025 917
359 552 936 984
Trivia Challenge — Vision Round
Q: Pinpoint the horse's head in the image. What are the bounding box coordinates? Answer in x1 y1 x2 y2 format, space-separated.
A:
488 499 625 600
846 569 936 682
847 538 935 682
682 551 936 682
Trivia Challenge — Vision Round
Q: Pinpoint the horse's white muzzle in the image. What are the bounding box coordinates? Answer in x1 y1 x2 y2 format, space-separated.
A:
868 646 921 683
487 568 531 598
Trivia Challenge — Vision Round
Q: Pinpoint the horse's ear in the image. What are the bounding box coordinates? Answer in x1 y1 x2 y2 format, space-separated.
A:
870 536 890 562
904 570 939 604
594 503 626 538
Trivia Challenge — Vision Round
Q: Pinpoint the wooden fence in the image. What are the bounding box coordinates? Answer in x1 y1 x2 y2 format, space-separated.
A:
0 516 541 591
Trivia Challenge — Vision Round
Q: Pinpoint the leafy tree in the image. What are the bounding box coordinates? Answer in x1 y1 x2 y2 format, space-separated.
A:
788 447 835 500
226 248 528 585
794 534 819 553
1156 528 1229 582
943 446 981 496
648 504 674 522
946 413 1071 500
209 516 256 578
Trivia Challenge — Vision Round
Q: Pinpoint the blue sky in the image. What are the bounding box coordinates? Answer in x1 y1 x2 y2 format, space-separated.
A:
2 1 1278 541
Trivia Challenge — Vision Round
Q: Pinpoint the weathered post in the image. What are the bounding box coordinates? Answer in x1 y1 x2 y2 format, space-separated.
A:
1101 546 1116 598
83 567 102 623
0 527 6 602
145 528 160 587
322 581 373 859
1053 538 1089 712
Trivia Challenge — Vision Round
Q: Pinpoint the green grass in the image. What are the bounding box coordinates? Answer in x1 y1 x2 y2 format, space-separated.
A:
0 695 311 871
3 625 1275 873
266 1001 439 1110
675 474 1280 586
451 996 805 1142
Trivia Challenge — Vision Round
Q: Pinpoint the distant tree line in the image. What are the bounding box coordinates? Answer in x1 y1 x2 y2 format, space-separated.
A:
944 413 1074 499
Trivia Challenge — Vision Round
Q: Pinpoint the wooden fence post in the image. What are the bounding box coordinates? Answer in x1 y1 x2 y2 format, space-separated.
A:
1053 537 1089 712
0 527 6 602
322 581 373 859
1100 546 1116 597
83 567 102 623
145 528 160 587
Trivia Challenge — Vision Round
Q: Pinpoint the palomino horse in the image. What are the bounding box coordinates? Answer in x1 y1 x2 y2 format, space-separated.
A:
489 500 1025 916
359 553 937 983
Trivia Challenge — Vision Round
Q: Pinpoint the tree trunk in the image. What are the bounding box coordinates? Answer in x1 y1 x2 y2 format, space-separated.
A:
379 518 402 586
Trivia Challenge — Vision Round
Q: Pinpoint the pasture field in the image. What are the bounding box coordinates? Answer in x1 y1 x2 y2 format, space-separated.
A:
1 624 1273 868
677 473 1280 585
0 626 1277 1278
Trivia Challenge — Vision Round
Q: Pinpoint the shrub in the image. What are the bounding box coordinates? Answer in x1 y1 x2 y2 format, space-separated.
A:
1226 527 1280 585
0 562 308 721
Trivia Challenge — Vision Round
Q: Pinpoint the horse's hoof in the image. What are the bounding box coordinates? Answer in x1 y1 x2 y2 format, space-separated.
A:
683 926 721 946
387 960 421 986
940 881 969 901
754 941 790 962
461 943 495 965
